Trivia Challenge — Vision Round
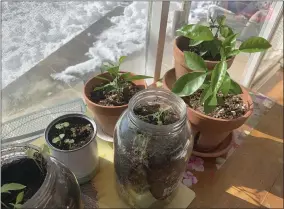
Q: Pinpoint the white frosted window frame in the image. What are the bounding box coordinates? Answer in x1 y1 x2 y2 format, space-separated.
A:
241 1 283 88
145 1 170 84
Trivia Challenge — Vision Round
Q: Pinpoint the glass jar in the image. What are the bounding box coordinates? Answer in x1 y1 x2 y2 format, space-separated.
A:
1 144 82 209
114 88 193 208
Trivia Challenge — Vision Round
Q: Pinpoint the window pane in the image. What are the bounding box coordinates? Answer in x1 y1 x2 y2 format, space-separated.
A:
2 1 150 121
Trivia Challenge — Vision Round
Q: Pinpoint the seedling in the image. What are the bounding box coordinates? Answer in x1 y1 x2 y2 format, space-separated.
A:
51 122 70 146
1 183 26 209
64 139 75 149
94 56 152 94
137 107 172 125
174 15 271 113
51 121 92 150
25 144 49 174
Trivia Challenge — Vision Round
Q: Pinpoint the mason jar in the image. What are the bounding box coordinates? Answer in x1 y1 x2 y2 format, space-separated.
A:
1 144 82 209
114 88 193 208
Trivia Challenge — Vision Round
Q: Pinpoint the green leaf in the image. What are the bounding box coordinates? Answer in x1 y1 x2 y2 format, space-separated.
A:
226 49 240 57
177 24 214 41
1 183 26 193
52 137 60 144
188 40 203 46
200 83 210 90
203 94 217 114
95 76 110 82
184 51 207 71
220 26 233 38
55 124 63 129
124 75 152 82
107 66 119 77
93 83 114 92
199 50 208 56
119 56 127 64
211 61 227 94
25 148 36 159
9 203 22 209
16 191 24 204
120 72 131 79
220 73 231 96
200 86 212 104
229 80 242 94
172 72 207 97
217 15 226 26
220 26 229 38
239 37 271 53
63 122 69 127
220 47 225 61
41 144 50 155
223 33 238 48
59 134 65 139
202 40 221 58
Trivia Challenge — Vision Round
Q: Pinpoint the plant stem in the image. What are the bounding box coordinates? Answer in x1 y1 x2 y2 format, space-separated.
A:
1 201 9 208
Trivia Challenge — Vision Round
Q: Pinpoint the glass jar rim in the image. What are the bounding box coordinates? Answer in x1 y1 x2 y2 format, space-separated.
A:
128 88 187 134
1 144 55 207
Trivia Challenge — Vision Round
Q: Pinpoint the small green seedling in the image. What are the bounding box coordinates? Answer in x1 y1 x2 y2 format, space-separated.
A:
25 144 49 174
1 183 26 209
64 139 75 149
55 122 69 130
9 191 24 209
52 122 70 146
138 106 171 125
94 56 152 94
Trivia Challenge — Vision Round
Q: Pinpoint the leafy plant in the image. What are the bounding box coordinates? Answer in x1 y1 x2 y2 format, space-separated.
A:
177 15 271 60
1 183 26 209
94 56 152 94
173 15 271 113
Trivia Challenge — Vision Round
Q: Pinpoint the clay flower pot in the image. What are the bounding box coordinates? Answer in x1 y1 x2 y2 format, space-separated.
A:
84 72 147 137
163 68 253 153
173 36 235 79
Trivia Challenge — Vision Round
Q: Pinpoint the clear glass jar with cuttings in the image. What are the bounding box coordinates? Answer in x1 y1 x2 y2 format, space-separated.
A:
114 88 193 208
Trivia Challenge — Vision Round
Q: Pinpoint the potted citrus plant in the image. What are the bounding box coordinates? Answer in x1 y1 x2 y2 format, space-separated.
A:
174 15 272 79
163 21 271 155
84 56 152 136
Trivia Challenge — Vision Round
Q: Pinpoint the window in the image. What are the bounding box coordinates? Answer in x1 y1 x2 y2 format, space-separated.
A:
2 1 282 122
2 1 151 121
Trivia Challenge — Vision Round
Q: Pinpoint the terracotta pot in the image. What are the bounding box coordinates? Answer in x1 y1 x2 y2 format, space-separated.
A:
84 72 147 137
163 68 253 152
173 36 235 79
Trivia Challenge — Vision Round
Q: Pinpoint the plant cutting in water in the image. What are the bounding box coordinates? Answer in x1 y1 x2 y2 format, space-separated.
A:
1 183 26 209
173 15 271 115
89 56 152 106
48 118 94 151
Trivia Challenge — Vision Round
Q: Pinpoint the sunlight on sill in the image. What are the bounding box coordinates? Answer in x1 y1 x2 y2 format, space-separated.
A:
226 185 283 208
250 130 283 143
226 186 266 207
